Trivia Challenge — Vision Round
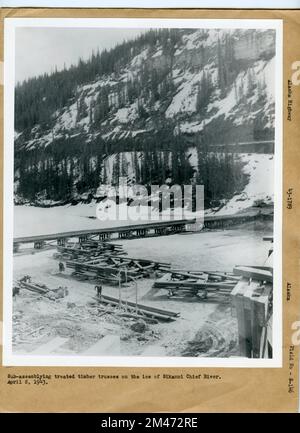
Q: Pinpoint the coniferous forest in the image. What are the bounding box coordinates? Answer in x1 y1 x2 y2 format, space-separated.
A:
14 28 275 207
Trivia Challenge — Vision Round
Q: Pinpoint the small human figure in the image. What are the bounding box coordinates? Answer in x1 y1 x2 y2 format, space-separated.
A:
95 285 102 300
153 269 159 279
13 286 20 298
199 290 207 300
59 262 65 273
168 288 174 298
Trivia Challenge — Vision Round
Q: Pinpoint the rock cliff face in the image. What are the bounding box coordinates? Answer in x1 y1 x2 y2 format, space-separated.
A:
14 28 276 205
15 28 275 149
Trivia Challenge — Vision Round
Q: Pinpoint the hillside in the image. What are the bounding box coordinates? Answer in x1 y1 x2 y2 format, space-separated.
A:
14 28 275 207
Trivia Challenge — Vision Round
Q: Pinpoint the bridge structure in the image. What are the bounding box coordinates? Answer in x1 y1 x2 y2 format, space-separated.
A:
13 209 272 252
13 218 195 252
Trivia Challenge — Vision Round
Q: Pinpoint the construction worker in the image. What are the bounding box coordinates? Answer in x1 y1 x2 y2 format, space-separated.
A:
59 261 65 273
153 269 160 279
13 286 20 298
95 284 102 300
20 275 31 283
199 289 207 300
168 288 174 298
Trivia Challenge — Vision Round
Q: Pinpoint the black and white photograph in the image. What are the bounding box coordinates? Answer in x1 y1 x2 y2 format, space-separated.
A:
3 18 282 366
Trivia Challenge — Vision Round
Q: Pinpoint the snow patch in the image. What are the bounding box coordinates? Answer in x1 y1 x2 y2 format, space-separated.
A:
131 49 148 68
113 102 138 124
214 153 274 215
152 49 163 58
165 71 204 118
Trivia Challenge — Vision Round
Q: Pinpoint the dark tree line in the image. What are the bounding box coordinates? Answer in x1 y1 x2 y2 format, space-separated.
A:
16 136 107 202
14 28 257 206
217 33 239 98
196 71 213 114
16 129 248 208
110 136 194 188
196 144 248 208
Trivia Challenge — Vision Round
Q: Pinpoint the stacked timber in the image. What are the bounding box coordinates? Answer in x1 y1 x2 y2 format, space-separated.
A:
66 255 171 284
18 281 49 295
16 279 69 300
56 241 125 260
230 265 273 358
152 269 239 299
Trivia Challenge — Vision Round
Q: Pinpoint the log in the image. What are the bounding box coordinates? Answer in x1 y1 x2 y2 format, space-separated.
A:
94 295 179 319
20 281 48 294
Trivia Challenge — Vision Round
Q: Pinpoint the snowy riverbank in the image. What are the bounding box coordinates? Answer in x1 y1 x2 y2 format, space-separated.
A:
13 153 274 238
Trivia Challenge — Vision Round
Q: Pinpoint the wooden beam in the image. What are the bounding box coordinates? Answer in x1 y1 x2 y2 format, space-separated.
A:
233 266 273 283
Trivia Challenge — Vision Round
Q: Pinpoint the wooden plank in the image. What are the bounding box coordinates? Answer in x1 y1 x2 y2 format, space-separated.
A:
20 281 48 294
233 266 273 283
67 260 139 277
98 295 179 318
113 256 171 267
153 280 236 290
230 275 273 358
170 270 207 280
230 278 250 356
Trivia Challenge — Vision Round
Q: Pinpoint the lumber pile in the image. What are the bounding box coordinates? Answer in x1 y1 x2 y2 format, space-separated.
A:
233 265 273 283
230 265 273 358
56 240 125 260
18 280 49 295
16 278 69 300
152 269 239 299
66 255 171 284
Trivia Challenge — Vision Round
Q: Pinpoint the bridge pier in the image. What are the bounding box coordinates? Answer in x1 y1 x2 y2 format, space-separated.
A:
154 228 167 236
171 225 183 232
136 228 148 237
79 236 88 244
34 241 45 249
57 237 68 247
118 231 133 239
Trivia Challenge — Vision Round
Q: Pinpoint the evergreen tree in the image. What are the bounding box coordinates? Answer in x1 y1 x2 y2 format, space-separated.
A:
76 94 88 122
112 153 121 185
196 71 213 114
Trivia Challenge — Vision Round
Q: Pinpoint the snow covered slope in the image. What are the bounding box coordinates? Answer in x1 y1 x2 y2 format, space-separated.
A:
15 28 275 151
14 28 276 209
206 153 274 215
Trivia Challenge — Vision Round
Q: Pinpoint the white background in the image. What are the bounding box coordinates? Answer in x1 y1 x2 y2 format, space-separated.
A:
2 0 300 8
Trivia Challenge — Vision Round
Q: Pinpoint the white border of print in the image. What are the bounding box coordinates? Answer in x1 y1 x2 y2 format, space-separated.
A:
3 18 283 367
2 0 300 9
